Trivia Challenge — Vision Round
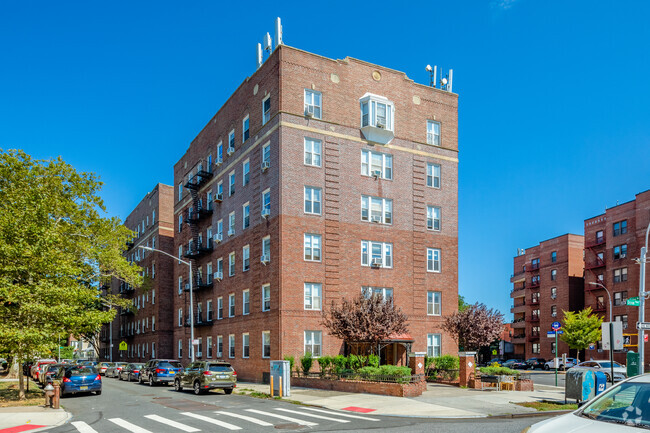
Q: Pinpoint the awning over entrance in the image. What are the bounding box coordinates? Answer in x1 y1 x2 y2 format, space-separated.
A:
384 333 414 343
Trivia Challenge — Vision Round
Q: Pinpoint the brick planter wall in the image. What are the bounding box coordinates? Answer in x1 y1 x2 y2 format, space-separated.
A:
291 376 427 397
515 379 534 391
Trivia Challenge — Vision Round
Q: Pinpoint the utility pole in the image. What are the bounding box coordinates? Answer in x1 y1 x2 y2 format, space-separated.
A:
638 221 649 374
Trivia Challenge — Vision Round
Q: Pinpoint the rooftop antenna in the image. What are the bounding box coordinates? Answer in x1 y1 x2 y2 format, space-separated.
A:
256 43 263 69
264 32 272 53
425 65 437 87
275 17 283 48
448 69 453 93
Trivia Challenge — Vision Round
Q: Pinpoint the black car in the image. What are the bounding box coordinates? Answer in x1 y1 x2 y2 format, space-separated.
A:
526 357 546 370
139 359 183 386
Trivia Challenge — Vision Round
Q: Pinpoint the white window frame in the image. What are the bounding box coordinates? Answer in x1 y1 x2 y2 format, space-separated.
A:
229 334 235 358
262 284 271 312
304 89 322 119
304 233 322 262
243 245 250 271
262 236 271 261
262 331 271 358
243 289 250 315
217 297 223 320
361 240 393 268
242 115 250 143
242 333 250 358
427 120 441 146
178 183 183 202
242 202 250 229
361 195 392 224
228 129 235 152
178 339 183 358
262 142 270 164
262 95 271 125
229 252 235 277
304 186 322 215
304 137 322 167
360 94 394 131
228 294 235 317
362 286 393 300
229 171 235 196
262 189 271 215
427 163 441 189
304 330 322 357
427 334 441 357
217 335 223 358
427 291 441 315
207 336 213 358
361 149 392 180
217 141 223 163
178 276 183 295
304 283 322 311
427 248 441 273
178 308 183 327
228 212 235 236
242 159 250 186
427 206 441 231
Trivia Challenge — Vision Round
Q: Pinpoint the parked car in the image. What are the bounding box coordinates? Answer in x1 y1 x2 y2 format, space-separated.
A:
22 361 35 377
105 362 127 378
525 374 650 432
526 358 547 370
503 359 527 369
56 365 102 396
543 357 579 371
140 359 183 386
98 362 115 375
31 359 56 380
79 360 98 367
569 360 627 382
174 361 237 395
119 363 145 382
40 364 64 386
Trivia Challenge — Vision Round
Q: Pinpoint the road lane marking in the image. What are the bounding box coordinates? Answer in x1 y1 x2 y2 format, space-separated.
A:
143 414 200 432
215 411 273 426
245 409 318 426
181 412 242 430
275 408 349 423
301 407 381 421
108 418 153 433
71 421 99 433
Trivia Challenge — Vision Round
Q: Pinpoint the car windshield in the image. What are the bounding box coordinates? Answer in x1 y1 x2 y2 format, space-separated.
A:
580 381 650 428
159 361 182 369
66 366 97 376
208 364 233 372
596 362 624 368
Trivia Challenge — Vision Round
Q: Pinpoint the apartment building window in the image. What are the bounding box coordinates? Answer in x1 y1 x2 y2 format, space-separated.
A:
228 212 235 236
532 343 540 354
304 283 322 310
304 331 322 356
427 334 441 357
615 314 629 329
216 258 223 279
197 337 203 357
361 195 392 224
361 241 393 268
242 203 250 229
242 245 250 271
427 291 441 315
229 171 235 196
217 336 223 358
206 262 213 284
531 258 540 269
262 331 271 358
531 292 539 304
151 342 155 358
427 206 441 231
304 138 322 167
304 187 322 215
242 115 250 142
178 183 183 201
262 284 271 311
551 287 557 299
426 163 441 188
228 130 235 153
217 297 223 320
426 120 441 146
229 252 235 276
360 95 393 130
178 214 183 233
262 142 270 165
304 234 322 261
427 248 441 272
229 294 235 317
242 333 250 358
551 269 557 281
362 286 393 300
207 336 213 358
614 291 628 306
178 340 183 358
178 308 183 327
551 305 557 317
597 252 605 265
262 189 271 216
613 220 628 236
262 95 271 125
178 277 183 295
614 244 628 260
361 149 392 180
217 141 223 164
262 236 271 262
551 251 557 263
242 160 250 186
207 300 213 321
152 289 155 304
614 268 628 283
216 181 223 200
243 289 250 315
229 334 235 358
304 89 322 118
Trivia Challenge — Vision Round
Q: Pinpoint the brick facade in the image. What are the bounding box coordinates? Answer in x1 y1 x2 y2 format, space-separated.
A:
171 45 459 381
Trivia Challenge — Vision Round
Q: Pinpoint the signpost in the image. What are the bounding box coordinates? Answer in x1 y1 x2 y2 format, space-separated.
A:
551 322 561 386
119 341 128 351
628 297 640 306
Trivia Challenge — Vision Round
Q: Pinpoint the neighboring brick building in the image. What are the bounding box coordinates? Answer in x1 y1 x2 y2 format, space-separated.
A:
172 43 459 381
510 234 584 360
583 190 650 364
100 184 175 362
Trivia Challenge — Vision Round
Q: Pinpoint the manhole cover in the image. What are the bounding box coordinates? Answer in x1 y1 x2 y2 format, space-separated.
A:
274 423 301 430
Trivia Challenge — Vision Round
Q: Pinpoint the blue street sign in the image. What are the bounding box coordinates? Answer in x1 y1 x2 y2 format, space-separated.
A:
552 321 562 330
547 330 564 337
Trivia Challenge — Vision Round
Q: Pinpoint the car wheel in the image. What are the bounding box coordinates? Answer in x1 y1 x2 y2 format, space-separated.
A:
138 375 144 384
174 379 183 392
224 388 233 395
128 374 132 382
605 373 610 381
149 376 155 387
96 391 102 395
544 364 549 371
559 365 565 371
193 381 203 395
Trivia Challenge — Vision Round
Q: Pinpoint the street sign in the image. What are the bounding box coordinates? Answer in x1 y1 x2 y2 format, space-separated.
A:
589 344 595 350
628 297 640 306
492 349 497 355
603 322 624 350
547 331 564 337
551 321 561 330
638 322 650 330
118 341 128 351
192 339 200 345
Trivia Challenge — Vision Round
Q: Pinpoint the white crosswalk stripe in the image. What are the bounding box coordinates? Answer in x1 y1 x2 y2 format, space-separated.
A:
181 412 242 430
300 406 381 421
245 408 318 426
143 414 201 432
275 407 349 423
71 421 98 433
108 418 153 433
215 411 274 426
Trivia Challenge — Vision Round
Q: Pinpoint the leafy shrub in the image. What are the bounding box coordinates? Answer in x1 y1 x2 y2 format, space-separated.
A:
283 355 295 372
378 365 412 376
424 355 435 369
478 366 519 377
316 355 332 374
300 352 313 375
432 355 459 370
367 354 380 368
349 354 367 370
332 355 348 373
358 366 381 376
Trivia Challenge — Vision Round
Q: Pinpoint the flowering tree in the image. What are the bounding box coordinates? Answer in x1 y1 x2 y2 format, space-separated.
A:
444 303 504 351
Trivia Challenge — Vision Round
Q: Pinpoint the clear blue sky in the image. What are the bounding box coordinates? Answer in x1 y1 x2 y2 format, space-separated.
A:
2 1 649 317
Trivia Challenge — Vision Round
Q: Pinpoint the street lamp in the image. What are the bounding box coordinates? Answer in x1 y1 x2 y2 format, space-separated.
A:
589 281 615 384
139 246 195 362
637 221 650 374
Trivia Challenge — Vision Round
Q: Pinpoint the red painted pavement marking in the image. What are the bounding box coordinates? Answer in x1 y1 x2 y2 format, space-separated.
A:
341 406 376 413
0 426 46 433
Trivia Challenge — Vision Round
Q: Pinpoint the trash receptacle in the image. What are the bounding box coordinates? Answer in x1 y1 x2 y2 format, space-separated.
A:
566 368 595 403
627 351 639 378
594 371 607 396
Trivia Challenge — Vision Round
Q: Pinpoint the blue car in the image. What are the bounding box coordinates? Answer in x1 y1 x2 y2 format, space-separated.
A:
58 365 102 396
140 359 183 386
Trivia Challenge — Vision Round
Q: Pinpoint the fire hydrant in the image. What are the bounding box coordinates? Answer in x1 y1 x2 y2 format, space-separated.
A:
44 384 54 407
52 383 60 409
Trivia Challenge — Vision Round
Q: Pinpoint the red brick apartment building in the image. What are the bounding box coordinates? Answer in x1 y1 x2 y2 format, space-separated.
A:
510 234 584 360
100 184 176 362
172 44 459 381
583 190 650 364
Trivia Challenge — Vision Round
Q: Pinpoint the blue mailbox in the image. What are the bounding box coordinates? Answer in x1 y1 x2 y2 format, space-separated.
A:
594 371 607 396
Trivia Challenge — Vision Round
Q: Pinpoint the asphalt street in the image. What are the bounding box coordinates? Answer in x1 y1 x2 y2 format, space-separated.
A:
48 376 553 433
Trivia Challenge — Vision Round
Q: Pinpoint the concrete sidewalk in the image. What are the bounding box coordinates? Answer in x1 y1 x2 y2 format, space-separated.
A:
236 381 568 418
0 406 70 432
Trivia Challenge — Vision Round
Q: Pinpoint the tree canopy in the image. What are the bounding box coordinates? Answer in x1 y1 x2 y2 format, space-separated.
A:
444 303 504 351
0 150 141 396
560 308 603 358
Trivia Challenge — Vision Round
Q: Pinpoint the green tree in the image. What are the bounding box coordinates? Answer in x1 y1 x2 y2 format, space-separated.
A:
0 150 141 398
458 295 469 312
560 308 603 361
